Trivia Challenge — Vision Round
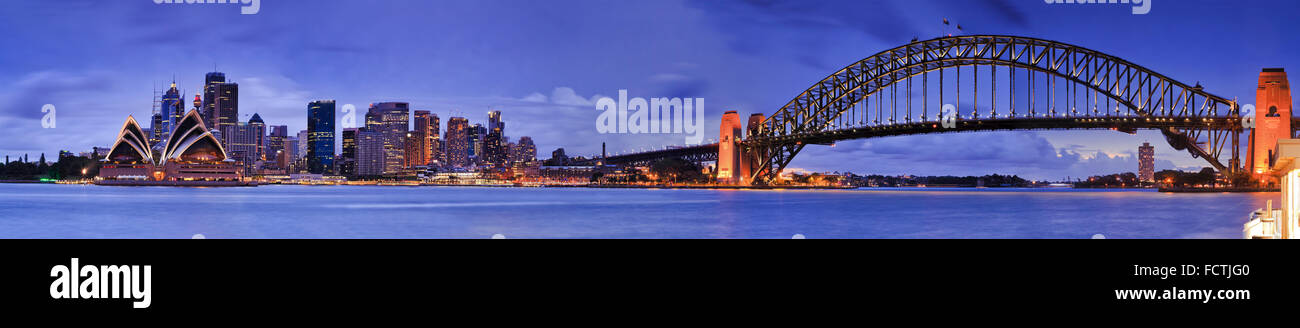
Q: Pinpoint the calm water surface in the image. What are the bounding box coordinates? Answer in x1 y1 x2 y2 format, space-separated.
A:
0 184 1274 239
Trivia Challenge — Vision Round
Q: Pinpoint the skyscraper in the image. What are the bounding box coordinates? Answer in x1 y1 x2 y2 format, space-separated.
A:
150 112 164 146
340 128 358 176
283 136 299 170
211 77 239 146
356 129 385 176
365 102 410 175
297 130 309 161
482 111 508 167
160 81 184 140
467 123 485 166
429 113 442 165
202 72 226 125
267 125 289 168
248 113 265 160
487 110 503 132
512 136 537 163
404 133 424 168
224 114 266 175
444 117 469 168
307 100 337 174
1138 142 1155 183
410 110 433 167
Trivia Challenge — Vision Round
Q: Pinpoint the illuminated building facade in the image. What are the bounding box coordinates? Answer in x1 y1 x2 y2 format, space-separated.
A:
308 100 337 174
468 123 485 166
266 125 288 169
444 117 469 168
511 136 536 163
365 102 409 175
482 111 507 167
213 81 239 142
201 72 225 126
160 82 184 142
428 113 442 165
355 129 385 176
223 113 266 175
1138 142 1155 183
340 128 358 176
409 110 432 167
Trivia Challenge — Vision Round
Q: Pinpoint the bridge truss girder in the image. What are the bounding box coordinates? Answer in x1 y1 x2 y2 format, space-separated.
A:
746 35 1242 185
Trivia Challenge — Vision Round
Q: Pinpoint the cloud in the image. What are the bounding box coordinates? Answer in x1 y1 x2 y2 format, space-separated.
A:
0 70 131 155
520 92 548 103
236 74 314 127
549 87 595 107
648 73 709 98
0 71 115 120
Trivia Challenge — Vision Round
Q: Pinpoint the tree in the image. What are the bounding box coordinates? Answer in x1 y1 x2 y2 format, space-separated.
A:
1196 167 1217 187
650 157 705 183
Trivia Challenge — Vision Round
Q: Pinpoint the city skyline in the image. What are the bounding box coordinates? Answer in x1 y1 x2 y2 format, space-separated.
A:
3 0 1298 180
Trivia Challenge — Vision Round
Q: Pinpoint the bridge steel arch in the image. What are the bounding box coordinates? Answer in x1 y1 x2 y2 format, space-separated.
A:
745 35 1242 185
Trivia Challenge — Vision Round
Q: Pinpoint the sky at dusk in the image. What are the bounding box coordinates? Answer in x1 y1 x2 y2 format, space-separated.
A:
1 0 1297 180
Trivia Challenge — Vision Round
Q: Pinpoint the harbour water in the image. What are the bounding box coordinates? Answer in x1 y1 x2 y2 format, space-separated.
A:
0 184 1274 239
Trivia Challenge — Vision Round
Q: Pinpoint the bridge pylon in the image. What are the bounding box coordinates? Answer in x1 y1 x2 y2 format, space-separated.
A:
1248 68 1293 181
717 111 744 185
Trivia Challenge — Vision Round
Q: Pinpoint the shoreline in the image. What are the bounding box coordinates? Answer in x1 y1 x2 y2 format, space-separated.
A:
11 180 1283 193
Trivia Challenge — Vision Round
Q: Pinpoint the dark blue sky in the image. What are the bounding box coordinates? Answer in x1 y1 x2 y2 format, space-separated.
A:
2 0 1296 180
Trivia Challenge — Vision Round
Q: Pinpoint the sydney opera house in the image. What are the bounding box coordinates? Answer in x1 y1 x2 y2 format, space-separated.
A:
98 109 246 185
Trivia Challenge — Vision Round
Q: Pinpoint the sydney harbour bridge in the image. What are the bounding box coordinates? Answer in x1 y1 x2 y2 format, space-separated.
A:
597 35 1257 185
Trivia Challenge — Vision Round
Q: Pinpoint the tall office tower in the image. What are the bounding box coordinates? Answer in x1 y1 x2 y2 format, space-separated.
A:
404 133 424 167
202 72 226 125
364 102 410 175
487 110 503 132
340 128 359 176
512 136 536 163
444 117 469 168
483 131 506 167
1249 68 1294 176
1138 142 1155 183
410 110 433 166
297 130 309 161
283 137 299 170
467 123 486 165
214 82 239 142
160 81 184 139
429 113 442 165
482 111 507 167
224 114 266 174
248 113 265 161
307 100 337 174
150 112 164 145
355 130 385 176
267 125 288 167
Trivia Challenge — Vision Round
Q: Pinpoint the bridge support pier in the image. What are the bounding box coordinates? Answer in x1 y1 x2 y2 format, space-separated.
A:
717 111 743 185
1249 68 1293 183
718 111 767 185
